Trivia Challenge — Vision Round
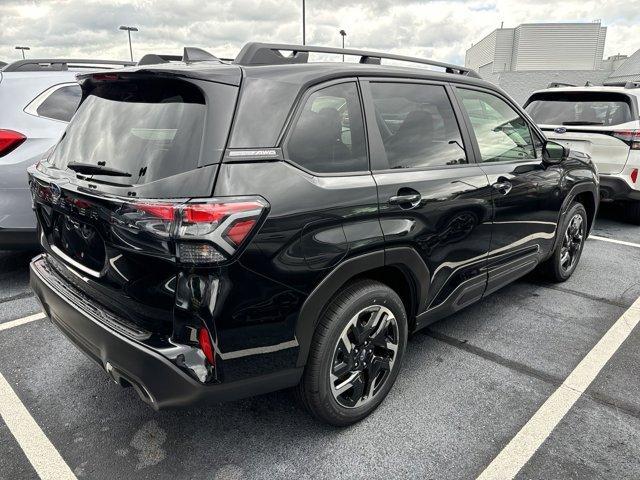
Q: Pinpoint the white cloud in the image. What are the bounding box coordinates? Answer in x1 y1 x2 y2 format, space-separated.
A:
1 0 638 65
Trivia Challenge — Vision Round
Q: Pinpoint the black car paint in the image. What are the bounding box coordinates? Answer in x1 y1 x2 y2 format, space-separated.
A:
28 60 599 407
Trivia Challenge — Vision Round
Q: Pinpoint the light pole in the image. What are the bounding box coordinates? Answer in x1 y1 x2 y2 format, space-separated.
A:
119 25 138 61
339 30 346 61
302 0 306 45
15 46 30 59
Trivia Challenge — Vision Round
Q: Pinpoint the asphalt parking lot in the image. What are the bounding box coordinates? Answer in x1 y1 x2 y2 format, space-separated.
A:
0 207 639 480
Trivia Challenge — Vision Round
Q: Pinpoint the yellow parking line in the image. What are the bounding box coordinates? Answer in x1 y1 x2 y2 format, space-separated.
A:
0 369 77 479
477 295 640 480
0 312 46 332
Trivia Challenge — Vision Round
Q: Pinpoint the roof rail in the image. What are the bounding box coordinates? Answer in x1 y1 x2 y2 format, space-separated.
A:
2 59 135 72
602 80 640 88
137 47 221 66
233 42 480 78
547 82 576 88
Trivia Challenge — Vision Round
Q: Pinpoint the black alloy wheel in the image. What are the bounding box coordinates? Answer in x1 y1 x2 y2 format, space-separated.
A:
330 305 399 408
297 279 407 426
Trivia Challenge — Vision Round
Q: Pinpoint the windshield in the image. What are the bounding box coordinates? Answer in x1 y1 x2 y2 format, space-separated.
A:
525 92 634 126
50 77 234 186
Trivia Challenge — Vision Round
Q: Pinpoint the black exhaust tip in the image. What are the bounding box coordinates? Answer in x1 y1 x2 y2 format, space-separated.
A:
105 362 156 407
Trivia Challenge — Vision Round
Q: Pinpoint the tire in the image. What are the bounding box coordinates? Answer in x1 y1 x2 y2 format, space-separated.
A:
297 279 408 426
625 201 640 225
539 202 588 282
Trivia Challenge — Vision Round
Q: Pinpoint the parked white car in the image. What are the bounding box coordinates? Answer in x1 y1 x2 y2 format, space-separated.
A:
524 82 640 223
0 58 133 248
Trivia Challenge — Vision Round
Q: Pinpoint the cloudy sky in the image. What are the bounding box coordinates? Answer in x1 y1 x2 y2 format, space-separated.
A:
1 0 639 66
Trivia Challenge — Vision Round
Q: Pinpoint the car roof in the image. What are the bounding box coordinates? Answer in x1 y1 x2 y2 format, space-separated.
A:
77 59 496 91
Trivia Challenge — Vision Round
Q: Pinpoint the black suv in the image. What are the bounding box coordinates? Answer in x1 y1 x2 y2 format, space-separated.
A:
29 43 598 426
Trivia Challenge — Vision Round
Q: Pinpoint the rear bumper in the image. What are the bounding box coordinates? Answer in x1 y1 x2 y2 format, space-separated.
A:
599 174 640 202
30 254 302 409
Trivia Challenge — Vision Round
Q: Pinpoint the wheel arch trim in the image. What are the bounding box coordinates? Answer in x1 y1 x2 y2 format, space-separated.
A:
551 181 598 255
295 247 430 367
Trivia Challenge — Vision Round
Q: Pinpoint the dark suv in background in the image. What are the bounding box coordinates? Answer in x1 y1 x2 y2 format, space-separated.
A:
29 43 598 426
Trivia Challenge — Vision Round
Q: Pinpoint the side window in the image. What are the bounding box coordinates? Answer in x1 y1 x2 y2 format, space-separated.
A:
36 85 82 122
458 88 538 163
286 82 368 174
369 82 467 169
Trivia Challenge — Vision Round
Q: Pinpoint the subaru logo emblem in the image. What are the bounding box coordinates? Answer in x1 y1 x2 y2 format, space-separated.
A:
554 127 567 134
50 183 62 202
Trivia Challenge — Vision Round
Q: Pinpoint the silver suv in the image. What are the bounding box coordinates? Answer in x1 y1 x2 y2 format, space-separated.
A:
0 59 133 249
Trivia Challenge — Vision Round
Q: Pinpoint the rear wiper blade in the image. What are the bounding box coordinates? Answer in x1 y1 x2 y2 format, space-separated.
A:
67 162 132 177
561 121 604 126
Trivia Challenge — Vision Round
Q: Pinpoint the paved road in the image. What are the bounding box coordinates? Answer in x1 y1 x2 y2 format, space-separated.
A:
0 210 638 479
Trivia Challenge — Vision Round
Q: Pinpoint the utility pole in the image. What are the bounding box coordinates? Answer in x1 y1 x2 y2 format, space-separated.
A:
119 25 138 62
302 0 306 45
339 30 346 61
15 46 30 59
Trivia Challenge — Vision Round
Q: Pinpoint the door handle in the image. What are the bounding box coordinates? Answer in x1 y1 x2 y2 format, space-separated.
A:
389 193 422 208
492 181 512 195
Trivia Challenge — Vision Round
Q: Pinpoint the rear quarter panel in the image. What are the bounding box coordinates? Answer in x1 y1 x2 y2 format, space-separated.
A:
210 161 383 381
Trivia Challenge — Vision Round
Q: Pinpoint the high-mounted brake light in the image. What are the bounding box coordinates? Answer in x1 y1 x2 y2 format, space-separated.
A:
0 130 26 157
613 130 640 150
631 168 638 184
92 73 119 82
119 197 267 265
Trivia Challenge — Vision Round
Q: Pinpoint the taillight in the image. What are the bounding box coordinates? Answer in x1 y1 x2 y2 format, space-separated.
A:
119 197 267 265
631 168 638 184
613 130 640 150
198 328 215 366
0 130 26 157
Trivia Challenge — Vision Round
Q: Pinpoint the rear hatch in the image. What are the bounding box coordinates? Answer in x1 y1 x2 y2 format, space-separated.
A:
29 71 241 335
525 90 638 174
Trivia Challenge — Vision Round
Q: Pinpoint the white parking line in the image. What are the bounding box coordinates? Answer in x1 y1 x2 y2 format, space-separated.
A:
0 369 77 479
0 312 46 332
590 235 640 249
477 295 640 480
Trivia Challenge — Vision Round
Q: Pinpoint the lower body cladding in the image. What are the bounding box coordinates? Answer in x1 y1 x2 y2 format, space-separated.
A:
29 255 302 409
599 174 640 202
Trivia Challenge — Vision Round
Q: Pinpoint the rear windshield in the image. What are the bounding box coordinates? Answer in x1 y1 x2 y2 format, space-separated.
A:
525 92 634 126
50 77 234 186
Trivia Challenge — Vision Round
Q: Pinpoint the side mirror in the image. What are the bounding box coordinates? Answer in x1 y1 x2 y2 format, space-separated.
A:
542 140 567 165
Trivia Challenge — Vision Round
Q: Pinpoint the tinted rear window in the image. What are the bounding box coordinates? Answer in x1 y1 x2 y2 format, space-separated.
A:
50 77 235 186
525 92 633 126
36 85 82 122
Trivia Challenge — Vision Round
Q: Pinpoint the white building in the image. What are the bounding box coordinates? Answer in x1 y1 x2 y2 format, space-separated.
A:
606 49 640 84
466 22 607 75
465 22 624 104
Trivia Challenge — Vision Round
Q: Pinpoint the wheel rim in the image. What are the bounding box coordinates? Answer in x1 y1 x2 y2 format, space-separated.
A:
560 213 585 273
329 305 399 408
